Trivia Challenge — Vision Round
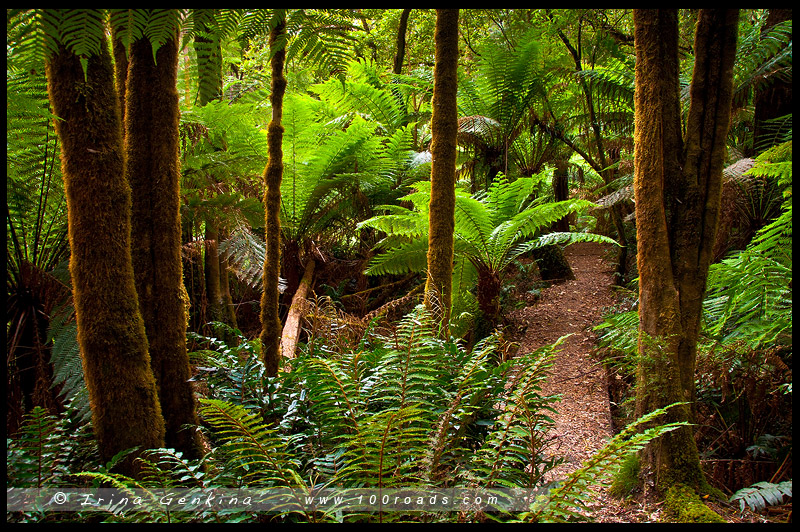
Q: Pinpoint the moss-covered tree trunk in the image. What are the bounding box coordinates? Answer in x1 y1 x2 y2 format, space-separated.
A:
125 33 203 459
260 16 288 376
633 8 738 499
424 9 459 335
46 34 165 472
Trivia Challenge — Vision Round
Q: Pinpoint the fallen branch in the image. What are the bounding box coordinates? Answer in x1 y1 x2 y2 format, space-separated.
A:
281 258 315 361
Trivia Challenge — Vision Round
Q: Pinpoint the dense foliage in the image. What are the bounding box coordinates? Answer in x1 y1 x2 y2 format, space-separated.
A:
7 8 792 523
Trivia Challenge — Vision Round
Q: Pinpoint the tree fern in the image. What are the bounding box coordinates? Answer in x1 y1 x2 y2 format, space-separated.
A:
732 18 792 108
361 173 615 330
703 140 791 349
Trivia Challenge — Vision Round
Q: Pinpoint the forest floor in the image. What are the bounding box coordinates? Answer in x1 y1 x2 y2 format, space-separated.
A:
505 241 757 523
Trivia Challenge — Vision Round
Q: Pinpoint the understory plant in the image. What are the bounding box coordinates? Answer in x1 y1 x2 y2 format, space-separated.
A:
360 172 616 335
594 140 792 493
9 305 686 523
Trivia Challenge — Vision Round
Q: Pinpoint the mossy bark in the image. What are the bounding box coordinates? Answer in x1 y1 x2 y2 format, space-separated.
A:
260 18 288 376
424 9 459 335
633 9 738 495
46 36 165 472
124 35 203 459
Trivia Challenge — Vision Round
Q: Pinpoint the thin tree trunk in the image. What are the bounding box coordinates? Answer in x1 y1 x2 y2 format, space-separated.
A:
633 8 738 495
218 230 239 329
46 34 165 474
424 9 459 336
393 9 412 75
260 16 288 376
125 33 203 459
204 223 224 323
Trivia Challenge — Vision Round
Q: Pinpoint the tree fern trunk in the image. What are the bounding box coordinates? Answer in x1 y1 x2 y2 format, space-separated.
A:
260 16 288 376
125 32 203 460
46 33 165 473
424 9 459 336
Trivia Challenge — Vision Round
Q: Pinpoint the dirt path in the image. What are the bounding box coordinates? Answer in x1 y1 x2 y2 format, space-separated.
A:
507 241 654 522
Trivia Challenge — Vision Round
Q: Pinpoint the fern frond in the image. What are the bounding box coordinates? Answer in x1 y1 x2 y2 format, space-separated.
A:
526 405 690 522
7 407 66 488
198 399 299 487
47 301 93 423
730 480 792 513
337 405 431 488
465 339 562 490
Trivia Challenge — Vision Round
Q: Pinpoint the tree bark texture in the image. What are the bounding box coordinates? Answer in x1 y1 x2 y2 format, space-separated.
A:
424 9 459 335
633 8 738 492
280 259 316 361
46 36 165 471
260 18 288 376
125 35 203 459
393 9 412 75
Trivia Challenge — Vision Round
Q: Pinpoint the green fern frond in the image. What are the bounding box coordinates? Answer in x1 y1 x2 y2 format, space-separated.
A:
733 19 792 106
7 407 66 488
526 405 690 522
199 399 301 489
302 355 367 443
44 9 107 73
424 333 500 481
108 9 148 51
337 405 432 488
363 238 429 276
368 310 446 410
730 480 792 513
284 9 359 78
46 301 93 424
133 448 209 489
465 339 562 490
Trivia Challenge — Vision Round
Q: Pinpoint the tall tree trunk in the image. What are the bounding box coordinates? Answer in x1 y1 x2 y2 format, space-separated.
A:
424 9 459 336
260 15 288 376
46 33 165 473
633 8 738 496
125 32 203 459
393 9 412 75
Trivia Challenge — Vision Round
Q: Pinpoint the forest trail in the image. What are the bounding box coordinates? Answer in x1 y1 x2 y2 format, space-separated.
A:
508 241 654 522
